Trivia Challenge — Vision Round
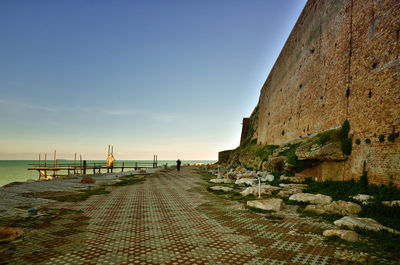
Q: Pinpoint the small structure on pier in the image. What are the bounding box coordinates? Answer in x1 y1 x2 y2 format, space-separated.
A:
106 145 115 169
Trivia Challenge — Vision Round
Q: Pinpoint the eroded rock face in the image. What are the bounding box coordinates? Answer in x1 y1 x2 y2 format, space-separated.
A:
235 178 258 186
296 141 348 161
334 216 399 234
268 156 287 172
209 186 233 192
0 227 24 243
305 200 362 216
323 229 359 242
247 199 284 212
210 178 234 184
289 193 332 205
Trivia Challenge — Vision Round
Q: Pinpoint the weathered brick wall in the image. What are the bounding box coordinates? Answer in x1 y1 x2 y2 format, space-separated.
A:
253 0 400 185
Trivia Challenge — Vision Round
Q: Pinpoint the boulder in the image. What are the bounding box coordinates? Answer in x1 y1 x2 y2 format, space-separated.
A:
0 227 24 243
209 186 233 192
240 185 279 197
80 176 96 184
334 216 399 234
289 193 332 205
280 175 306 183
241 187 272 197
382 200 400 207
305 200 362 216
247 199 284 212
259 172 275 182
210 178 234 184
351 194 374 204
277 189 303 198
226 172 237 180
323 229 359 242
279 183 307 189
237 171 257 179
235 178 258 186
236 166 245 172
261 184 281 192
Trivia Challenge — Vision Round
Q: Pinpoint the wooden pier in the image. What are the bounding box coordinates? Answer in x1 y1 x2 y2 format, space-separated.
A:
27 149 159 179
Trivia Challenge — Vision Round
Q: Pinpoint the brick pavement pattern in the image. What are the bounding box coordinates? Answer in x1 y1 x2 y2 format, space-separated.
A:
1 168 356 264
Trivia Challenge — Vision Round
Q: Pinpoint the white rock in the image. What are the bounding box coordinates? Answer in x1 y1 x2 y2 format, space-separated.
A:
260 173 275 182
280 175 305 183
382 200 400 207
241 187 272 197
209 186 233 192
305 200 362 216
351 194 374 203
279 183 307 189
277 189 303 198
209 178 233 184
235 178 258 186
323 229 359 242
240 185 279 197
247 198 284 212
289 193 332 205
261 184 281 192
334 216 399 234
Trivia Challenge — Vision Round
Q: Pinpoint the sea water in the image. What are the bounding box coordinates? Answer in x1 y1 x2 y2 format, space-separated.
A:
0 160 216 187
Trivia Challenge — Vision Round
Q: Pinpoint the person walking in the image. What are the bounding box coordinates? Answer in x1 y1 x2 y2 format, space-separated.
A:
176 159 182 171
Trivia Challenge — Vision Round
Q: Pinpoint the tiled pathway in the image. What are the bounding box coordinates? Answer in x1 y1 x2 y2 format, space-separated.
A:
1 168 357 264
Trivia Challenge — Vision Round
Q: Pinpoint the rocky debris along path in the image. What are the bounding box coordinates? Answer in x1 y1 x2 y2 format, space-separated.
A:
1 168 367 264
0 170 153 218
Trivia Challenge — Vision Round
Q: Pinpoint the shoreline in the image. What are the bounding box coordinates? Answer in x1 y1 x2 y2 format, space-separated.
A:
0 160 216 187
0 168 159 219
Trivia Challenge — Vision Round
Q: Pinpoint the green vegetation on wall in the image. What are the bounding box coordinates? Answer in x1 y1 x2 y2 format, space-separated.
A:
316 129 340 146
255 145 279 162
279 143 304 171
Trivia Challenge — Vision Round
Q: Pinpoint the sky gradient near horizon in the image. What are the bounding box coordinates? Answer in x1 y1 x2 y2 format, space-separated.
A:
0 0 307 160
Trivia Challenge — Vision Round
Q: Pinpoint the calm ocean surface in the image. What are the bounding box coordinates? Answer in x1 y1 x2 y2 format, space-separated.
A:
0 160 216 187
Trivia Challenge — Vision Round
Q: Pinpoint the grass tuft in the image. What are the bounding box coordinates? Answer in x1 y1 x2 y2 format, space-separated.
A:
54 188 110 202
111 176 144 186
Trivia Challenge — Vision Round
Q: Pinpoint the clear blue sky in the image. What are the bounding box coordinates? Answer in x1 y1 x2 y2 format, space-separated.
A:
0 0 307 160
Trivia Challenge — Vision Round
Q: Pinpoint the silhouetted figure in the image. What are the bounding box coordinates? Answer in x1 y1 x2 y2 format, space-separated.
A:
176 159 181 171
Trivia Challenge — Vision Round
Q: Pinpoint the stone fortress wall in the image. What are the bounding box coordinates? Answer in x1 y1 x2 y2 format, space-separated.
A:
243 0 399 185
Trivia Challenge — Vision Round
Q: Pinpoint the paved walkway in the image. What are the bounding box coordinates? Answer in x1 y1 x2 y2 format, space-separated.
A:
1 168 354 264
